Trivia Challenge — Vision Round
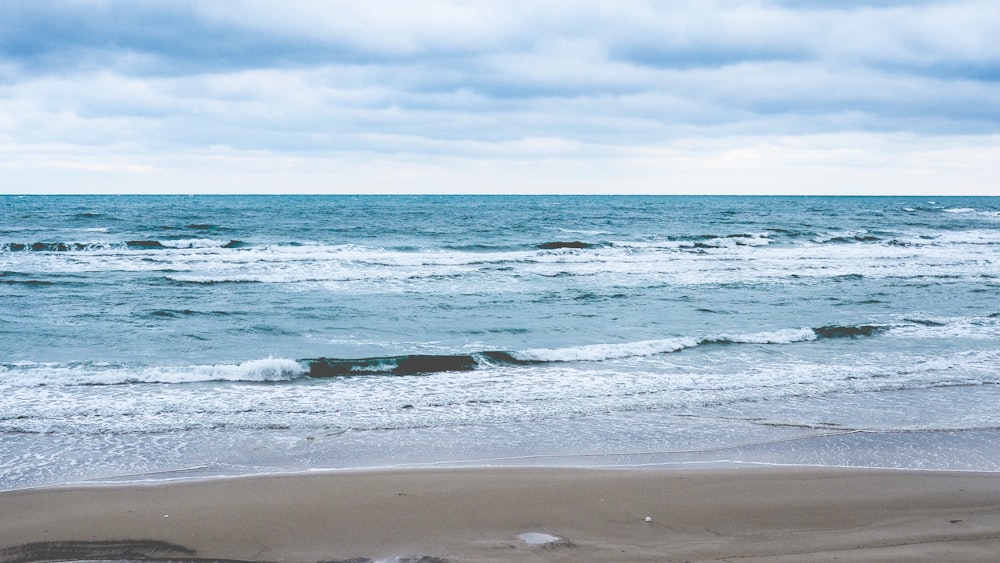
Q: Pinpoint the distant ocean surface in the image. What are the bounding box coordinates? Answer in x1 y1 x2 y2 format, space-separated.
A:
2 195 1000 490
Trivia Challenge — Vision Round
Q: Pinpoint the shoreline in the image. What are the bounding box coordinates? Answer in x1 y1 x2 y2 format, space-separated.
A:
10 400 1000 491
3 465 1000 562
16 457 1000 493
10 418 1000 493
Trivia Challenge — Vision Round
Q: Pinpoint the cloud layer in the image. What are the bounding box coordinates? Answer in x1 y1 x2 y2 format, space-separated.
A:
2 0 998 193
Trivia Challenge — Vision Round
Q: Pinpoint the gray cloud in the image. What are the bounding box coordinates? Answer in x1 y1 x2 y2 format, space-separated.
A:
1 0 998 195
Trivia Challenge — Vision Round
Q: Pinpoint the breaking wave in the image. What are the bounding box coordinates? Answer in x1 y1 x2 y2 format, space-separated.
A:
303 323 895 377
1 239 244 252
0 323 915 385
2 358 305 386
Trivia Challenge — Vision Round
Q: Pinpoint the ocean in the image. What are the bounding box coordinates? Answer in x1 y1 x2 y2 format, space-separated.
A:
2 195 999 490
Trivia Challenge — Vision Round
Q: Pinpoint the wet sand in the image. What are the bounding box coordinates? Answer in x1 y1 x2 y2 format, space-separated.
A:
2 466 1000 562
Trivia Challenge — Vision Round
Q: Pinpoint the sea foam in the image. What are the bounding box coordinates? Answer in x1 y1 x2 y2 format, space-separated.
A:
512 338 701 362
3 358 306 386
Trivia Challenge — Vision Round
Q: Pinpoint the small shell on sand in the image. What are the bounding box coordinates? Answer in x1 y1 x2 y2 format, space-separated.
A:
518 532 563 546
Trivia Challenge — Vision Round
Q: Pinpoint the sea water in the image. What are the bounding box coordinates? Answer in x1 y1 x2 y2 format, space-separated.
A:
2 195 999 489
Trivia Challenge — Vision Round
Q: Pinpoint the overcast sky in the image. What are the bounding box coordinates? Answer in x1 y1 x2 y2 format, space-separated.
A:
2 0 998 194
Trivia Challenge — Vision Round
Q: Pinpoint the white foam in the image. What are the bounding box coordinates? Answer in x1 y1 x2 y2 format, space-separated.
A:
513 337 700 363
890 316 1000 340
158 238 233 249
558 228 608 235
181 357 305 382
3 358 306 386
511 329 816 363
716 328 817 344
944 208 1000 219
5 228 998 292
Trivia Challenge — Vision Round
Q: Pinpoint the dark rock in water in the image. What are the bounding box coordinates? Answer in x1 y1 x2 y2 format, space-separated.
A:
395 355 475 374
10 242 77 252
307 354 478 377
536 241 593 250
127 240 165 249
814 324 885 338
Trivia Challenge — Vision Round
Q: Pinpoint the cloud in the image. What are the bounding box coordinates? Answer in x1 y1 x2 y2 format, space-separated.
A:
1 0 998 194
48 160 156 173
6 1 998 78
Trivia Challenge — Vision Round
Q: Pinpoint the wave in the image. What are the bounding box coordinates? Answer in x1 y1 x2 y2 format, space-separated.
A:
0 271 85 287
938 207 1000 220
537 235 779 253
824 235 883 244
183 358 304 382
536 241 597 250
707 327 818 344
689 233 772 248
306 354 480 377
509 338 700 363
1 239 244 252
813 324 886 338
148 309 239 318
184 223 232 231
303 340 697 377
4 223 991 268
162 277 263 285
812 230 885 244
304 323 894 377
903 318 947 327
902 205 999 217
1 242 114 252
129 239 244 249
0 278 54 286
150 309 197 318
2 358 305 386
0 322 909 386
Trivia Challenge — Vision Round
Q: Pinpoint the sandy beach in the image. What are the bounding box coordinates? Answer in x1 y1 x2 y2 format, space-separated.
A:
2 466 1000 562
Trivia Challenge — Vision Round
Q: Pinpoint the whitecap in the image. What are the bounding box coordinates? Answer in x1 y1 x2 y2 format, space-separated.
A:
714 327 817 344
158 238 233 249
512 338 700 363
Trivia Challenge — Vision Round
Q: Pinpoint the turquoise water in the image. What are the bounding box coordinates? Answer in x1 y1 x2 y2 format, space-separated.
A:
2 195 999 488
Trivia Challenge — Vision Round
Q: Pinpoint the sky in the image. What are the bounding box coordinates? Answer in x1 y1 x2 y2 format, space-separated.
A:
1 0 999 195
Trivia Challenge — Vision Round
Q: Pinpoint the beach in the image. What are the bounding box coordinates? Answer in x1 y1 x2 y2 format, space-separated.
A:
4 0 1000 555
4 196 1000 561
3 466 1000 562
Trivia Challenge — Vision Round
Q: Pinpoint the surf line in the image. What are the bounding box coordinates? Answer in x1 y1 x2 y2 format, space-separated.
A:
399 430 863 467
